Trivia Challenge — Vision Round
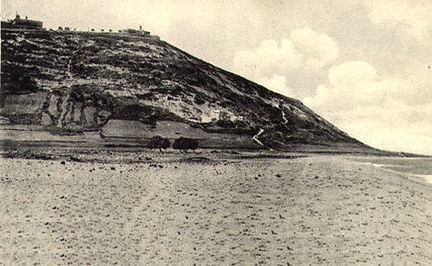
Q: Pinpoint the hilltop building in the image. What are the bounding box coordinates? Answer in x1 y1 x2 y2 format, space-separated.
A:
118 25 160 40
3 14 43 29
120 25 150 36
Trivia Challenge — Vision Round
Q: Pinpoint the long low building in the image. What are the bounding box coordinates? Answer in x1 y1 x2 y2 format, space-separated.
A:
2 14 43 29
119 28 150 36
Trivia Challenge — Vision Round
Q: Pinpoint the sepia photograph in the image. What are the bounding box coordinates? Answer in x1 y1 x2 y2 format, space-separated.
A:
1 0 431 265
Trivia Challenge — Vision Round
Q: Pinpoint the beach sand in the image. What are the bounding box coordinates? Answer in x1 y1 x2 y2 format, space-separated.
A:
1 154 431 265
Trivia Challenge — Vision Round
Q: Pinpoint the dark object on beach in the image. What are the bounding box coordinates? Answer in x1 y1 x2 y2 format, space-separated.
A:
69 156 84 162
173 137 198 152
185 157 211 163
147 136 170 153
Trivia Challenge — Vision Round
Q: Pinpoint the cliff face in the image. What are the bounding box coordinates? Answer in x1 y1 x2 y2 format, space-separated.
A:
1 29 364 149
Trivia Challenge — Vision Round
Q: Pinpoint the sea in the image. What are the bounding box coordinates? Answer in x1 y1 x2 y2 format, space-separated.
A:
350 156 432 185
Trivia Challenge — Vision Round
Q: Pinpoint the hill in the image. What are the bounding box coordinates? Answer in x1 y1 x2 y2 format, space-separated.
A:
1 28 375 152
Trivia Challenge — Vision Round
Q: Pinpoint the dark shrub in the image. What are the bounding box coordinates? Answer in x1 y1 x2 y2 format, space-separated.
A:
216 119 235 128
2 139 18 152
147 136 170 152
194 95 206 105
173 137 198 152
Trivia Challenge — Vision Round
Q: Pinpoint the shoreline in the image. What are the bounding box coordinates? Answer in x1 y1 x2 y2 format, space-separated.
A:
347 157 432 186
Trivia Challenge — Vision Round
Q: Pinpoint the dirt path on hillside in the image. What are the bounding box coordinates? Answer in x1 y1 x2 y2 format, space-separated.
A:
252 128 265 147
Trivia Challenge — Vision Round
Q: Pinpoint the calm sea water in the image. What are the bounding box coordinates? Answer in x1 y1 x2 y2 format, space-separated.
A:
351 157 432 184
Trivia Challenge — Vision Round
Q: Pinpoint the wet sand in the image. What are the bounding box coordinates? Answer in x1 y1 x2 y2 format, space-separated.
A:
1 154 432 265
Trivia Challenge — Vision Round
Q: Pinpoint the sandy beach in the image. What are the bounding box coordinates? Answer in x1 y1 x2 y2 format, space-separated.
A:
1 152 431 265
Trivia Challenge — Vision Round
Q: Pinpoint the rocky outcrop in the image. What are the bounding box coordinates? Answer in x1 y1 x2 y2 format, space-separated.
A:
41 93 112 128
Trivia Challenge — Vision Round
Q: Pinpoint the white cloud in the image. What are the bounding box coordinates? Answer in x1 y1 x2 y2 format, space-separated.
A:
289 27 339 68
233 39 303 79
328 61 376 87
305 61 400 110
363 0 432 42
257 74 292 97
232 27 338 97
304 61 432 155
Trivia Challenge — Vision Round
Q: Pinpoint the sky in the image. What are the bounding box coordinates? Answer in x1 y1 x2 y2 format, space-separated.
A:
2 0 432 155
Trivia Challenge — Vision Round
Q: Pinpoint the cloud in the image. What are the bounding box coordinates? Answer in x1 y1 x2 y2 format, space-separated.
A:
328 61 376 87
304 61 432 155
233 39 303 79
305 61 400 110
257 74 292 97
363 0 432 42
289 27 339 69
232 27 338 97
